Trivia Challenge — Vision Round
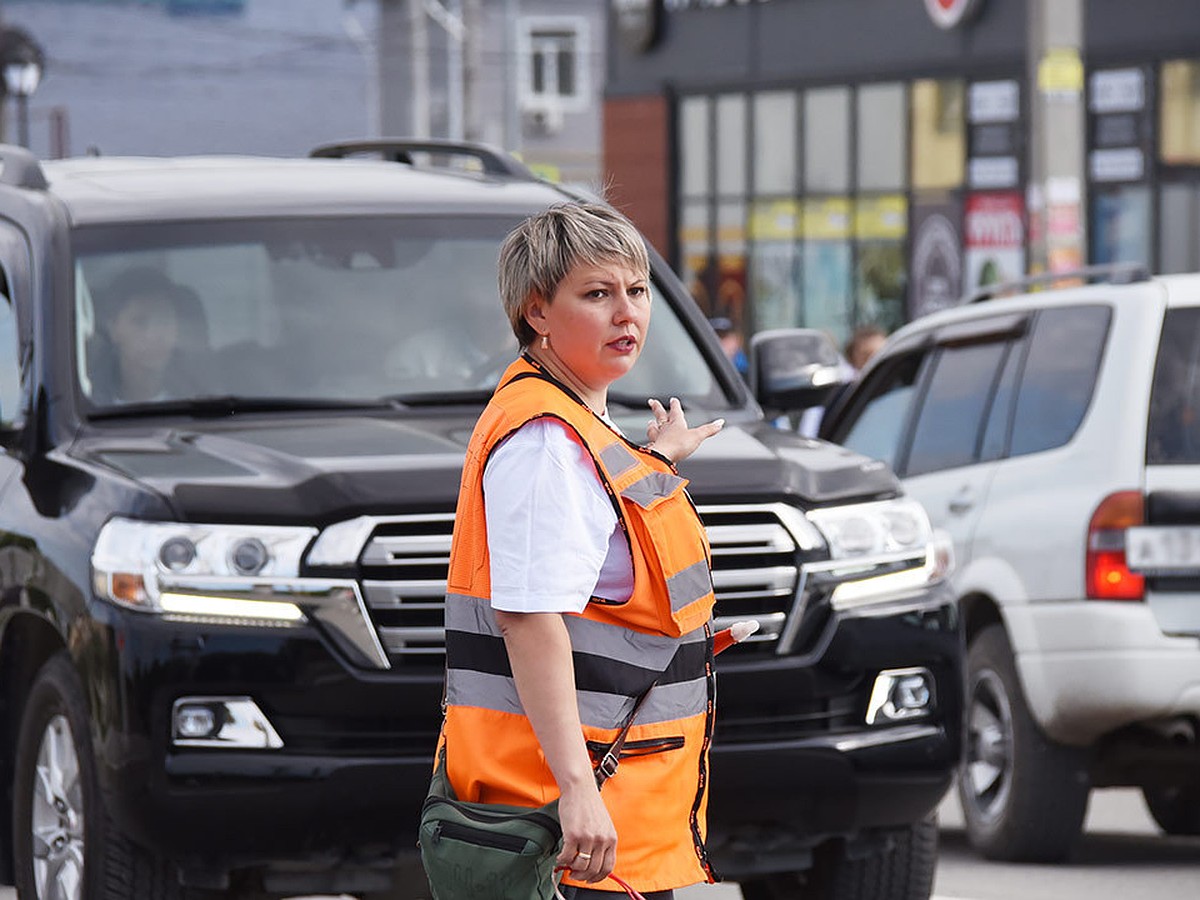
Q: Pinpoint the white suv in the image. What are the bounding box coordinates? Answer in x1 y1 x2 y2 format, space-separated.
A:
820 267 1200 862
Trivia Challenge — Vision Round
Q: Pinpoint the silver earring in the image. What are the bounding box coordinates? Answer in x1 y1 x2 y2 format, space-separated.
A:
541 334 549 350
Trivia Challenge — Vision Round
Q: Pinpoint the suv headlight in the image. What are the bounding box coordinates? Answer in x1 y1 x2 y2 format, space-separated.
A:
808 498 933 561
806 500 954 610
92 518 318 623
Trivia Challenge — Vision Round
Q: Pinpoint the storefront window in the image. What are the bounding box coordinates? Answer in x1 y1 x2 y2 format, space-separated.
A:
716 201 748 328
679 96 710 198
1160 60 1200 165
754 91 797 195
749 200 801 332
858 83 906 191
911 79 966 190
855 195 908 333
804 87 851 193
1159 182 1200 273
802 198 852 341
679 200 713 312
716 94 747 198
1091 185 1151 266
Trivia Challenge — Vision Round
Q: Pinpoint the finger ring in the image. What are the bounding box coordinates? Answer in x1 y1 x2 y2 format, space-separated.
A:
576 851 592 861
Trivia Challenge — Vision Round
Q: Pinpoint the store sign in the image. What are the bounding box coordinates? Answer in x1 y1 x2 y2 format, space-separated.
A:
1088 68 1149 185
613 0 664 52
964 192 1025 291
1090 69 1145 114
969 80 1020 123
924 0 984 30
1090 148 1145 183
969 156 1019 190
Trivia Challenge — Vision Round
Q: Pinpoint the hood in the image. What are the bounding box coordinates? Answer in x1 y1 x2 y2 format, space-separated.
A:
69 411 899 524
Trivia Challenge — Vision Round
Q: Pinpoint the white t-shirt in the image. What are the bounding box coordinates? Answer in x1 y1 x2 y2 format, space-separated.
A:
483 418 635 613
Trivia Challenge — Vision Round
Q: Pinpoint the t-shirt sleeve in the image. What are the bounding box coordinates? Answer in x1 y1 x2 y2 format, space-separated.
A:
482 418 619 614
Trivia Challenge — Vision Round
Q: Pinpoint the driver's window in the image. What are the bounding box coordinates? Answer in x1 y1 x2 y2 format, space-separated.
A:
832 352 926 471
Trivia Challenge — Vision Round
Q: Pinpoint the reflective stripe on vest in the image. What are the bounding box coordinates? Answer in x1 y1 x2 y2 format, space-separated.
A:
446 596 709 729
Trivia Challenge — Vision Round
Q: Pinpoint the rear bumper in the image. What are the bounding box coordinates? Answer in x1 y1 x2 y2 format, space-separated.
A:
1008 601 1200 744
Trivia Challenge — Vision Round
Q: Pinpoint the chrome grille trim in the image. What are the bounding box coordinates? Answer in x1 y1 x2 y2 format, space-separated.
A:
311 504 811 660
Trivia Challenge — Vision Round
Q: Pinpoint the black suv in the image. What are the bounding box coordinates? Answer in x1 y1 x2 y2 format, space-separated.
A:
0 141 961 900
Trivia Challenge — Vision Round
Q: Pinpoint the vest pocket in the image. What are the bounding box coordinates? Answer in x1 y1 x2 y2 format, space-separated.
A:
586 735 685 761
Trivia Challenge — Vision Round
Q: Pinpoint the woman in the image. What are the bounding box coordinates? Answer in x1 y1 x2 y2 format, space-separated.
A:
439 202 725 898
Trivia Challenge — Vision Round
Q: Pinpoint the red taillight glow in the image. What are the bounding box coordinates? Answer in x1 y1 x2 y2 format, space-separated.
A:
1086 490 1144 601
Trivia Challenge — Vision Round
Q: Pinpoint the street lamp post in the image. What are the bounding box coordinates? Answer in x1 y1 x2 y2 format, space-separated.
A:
0 25 45 149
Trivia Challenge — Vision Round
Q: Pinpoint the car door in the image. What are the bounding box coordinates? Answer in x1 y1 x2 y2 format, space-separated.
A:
824 314 1026 576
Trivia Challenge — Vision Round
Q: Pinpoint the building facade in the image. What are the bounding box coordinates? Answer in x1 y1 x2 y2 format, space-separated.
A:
603 0 1200 347
7 0 607 188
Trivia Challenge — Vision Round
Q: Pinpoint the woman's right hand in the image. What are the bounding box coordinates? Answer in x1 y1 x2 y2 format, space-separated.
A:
556 779 618 883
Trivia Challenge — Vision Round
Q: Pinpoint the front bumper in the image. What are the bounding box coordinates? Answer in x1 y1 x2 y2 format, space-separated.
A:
88 599 442 879
88 579 960 886
705 584 962 878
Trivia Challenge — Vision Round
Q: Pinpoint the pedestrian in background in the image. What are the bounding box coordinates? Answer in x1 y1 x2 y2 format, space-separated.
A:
436 202 725 898
709 316 749 378
798 324 889 438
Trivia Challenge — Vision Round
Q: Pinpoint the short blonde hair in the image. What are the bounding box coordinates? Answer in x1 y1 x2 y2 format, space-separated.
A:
498 202 650 348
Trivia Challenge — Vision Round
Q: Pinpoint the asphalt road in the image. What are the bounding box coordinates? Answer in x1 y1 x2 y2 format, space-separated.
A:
2 789 1195 900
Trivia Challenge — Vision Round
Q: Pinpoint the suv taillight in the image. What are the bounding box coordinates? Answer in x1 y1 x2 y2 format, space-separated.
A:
1086 490 1144 601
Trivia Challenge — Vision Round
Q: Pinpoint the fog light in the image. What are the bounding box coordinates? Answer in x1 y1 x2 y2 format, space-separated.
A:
865 668 934 725
171 697 283 749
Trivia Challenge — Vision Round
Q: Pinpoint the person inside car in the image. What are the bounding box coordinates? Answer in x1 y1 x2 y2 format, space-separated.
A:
89 266 186 404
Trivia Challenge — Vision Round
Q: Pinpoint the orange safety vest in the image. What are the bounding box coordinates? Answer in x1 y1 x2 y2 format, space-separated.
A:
440 357 717 892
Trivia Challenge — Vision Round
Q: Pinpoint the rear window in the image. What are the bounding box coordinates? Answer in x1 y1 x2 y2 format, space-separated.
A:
1148 307 1200 464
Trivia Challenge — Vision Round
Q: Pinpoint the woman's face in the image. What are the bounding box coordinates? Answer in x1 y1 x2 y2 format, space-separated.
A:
526 258 651 398
108 291 179 375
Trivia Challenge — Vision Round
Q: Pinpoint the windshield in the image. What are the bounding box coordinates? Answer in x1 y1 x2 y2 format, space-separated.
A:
72 216 731 414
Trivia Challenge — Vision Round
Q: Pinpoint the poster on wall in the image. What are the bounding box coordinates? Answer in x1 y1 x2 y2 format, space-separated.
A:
964 192 1026 292
909 197 963 319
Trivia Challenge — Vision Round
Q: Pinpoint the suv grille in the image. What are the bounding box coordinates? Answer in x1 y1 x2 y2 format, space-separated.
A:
338 504 813 666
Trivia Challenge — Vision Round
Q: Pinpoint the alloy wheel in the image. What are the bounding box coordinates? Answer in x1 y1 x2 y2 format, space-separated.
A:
31 713 85 900
963 668 1015 824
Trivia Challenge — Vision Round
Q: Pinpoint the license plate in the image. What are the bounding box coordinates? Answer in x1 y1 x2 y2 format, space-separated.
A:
1126 526 1200 573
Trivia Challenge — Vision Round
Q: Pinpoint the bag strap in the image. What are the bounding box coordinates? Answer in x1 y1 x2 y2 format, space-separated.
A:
593 680 656 790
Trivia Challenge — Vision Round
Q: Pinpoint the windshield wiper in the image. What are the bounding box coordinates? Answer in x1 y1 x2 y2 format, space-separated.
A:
379 390 495 408
87 395 395 420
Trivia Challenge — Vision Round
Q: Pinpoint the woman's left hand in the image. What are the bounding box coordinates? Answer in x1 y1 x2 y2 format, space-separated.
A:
646 397 724 464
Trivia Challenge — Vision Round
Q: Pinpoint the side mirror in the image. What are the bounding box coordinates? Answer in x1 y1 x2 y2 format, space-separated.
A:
750 328 847 413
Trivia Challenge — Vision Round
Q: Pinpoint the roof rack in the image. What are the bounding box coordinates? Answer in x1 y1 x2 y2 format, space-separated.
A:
0 144 47 190
963 262 1150 304
309 138 537 180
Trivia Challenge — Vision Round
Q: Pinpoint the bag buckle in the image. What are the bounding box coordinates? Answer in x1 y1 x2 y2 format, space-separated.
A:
596 751 619 784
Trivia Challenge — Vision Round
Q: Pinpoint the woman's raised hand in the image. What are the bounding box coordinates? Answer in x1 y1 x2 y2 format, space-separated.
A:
645 397 724 464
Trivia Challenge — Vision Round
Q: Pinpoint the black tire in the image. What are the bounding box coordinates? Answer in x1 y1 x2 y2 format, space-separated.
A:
13 652 184 900
956 624 1090 862
736 817 938 900
1142 785 1200 836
